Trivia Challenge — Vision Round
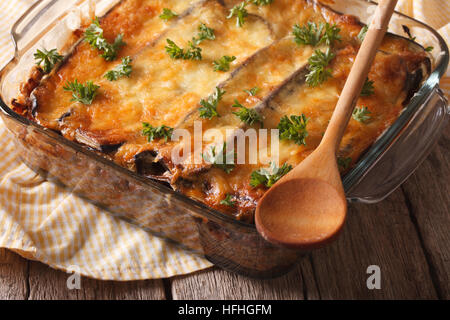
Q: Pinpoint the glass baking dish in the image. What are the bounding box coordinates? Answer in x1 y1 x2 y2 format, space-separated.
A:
0 0 448 278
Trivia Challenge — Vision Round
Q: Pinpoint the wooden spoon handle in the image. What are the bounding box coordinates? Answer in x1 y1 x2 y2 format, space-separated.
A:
321 0 398 152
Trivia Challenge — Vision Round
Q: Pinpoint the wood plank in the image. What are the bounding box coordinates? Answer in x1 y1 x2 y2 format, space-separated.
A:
27 260 166 300
171 191 440 300
171 257 318 300
298 255 321 300
0 249 29 300
308 190 438 299
401 125 450 299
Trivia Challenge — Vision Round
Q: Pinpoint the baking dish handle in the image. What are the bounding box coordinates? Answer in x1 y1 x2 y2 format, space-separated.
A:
12 0 54 56
10 0 90 57
346 86 449 203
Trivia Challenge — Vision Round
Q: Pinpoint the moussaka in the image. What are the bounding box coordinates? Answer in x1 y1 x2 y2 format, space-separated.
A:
12 0 431 223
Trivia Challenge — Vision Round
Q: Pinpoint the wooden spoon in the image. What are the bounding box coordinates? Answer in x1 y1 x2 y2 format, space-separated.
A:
255 0 398 250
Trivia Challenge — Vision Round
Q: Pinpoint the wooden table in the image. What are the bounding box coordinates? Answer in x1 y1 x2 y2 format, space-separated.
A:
0 126 448 300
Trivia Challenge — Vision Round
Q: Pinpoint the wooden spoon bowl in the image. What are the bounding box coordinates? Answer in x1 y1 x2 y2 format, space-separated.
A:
255 178 346 249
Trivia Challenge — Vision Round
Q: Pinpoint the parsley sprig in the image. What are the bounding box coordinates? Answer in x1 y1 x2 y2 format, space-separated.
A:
232 100 263 127
159 8 178 21
84 18 126 61
293 22 323 46
278 114 309 146
293 21 340 87
361 78 374 97
142 123 174 142
227 0 274 27
165 23 214 60
184 41 202 60
213 55 236 72
228 2 248 27
352 106 372 123
306 48 335 87
192 23 216 45
199 87 226 119
104 56 133 81
165 39 202 60
63 80 100 105
321 23 341 46
293 22 341 47
34 48 63 74
250 162 293 188
244 87 260 96
220 194 237 207
202 143 236 174
165 39 184 59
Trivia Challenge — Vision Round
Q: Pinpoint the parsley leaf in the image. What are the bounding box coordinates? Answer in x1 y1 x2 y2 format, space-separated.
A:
84 18 126 61
184 41 202 60
358 25 368 42
352 106 372 123
104 56 133 81
192 23 215 45
227 0 274 27
293 22 341 47
425 46 434 52
165 39 202 60
361 78 375 97
232 100 263 126
34 48 63 74
84 18 103 45
199 87 225 119
306 48 335 87
165 24 212 60
202 143 236 174
106 35 126 61
227 2 249 27
278 114 309 146
213 55 236 72
293 22 323 46
142 123 174 142
250 162 293 188
338 157 352 171
159 8 178 21
220 194 237 207
320 23 341 46
244 87 260 96
165 39 184 59
63 80 99 105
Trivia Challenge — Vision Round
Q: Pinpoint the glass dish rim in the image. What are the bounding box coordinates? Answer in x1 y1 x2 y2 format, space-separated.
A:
0 0 448 231
342 0 449 190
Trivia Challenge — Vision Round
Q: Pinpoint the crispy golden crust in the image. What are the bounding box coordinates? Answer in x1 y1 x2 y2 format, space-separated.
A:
16 0 430 223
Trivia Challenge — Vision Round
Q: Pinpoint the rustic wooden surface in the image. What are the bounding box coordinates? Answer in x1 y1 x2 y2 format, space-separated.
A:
0 127 448 300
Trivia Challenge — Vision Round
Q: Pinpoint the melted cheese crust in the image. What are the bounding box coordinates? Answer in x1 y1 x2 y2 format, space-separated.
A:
24 0 429 222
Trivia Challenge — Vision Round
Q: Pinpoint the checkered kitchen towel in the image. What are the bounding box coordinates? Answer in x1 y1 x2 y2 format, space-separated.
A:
0 0 448 280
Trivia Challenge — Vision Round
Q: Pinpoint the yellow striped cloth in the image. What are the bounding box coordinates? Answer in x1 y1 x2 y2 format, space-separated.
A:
0 1 212 280
0 0 448 280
